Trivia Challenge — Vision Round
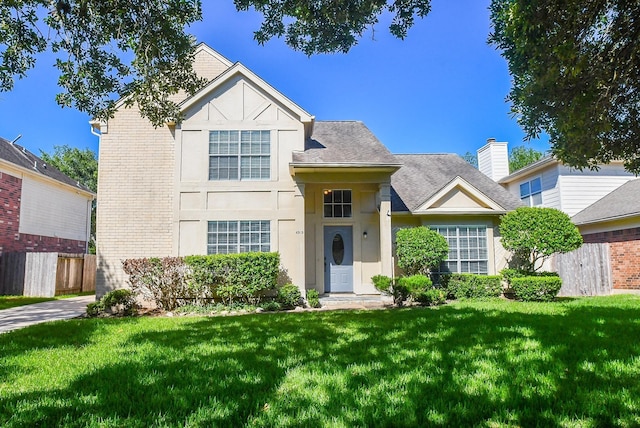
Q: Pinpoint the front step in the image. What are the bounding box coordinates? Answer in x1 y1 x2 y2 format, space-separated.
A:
318 294 394 309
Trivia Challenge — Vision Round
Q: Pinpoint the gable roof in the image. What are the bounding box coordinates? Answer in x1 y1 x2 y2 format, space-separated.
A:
391 154 522 213
180 61 315 137
0 137 93 194
572 178 640 225
291 121 401 168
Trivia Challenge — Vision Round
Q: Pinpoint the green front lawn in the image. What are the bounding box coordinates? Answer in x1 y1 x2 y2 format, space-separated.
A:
0 292 94 310
1 295 639 427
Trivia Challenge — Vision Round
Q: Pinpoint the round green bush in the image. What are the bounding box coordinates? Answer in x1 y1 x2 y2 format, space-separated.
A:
276 284 302 309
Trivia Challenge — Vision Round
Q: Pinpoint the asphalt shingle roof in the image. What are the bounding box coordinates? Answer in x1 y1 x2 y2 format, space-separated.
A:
391 154 523 212
0 137 91 191
293 121 400 166
572 178 640 225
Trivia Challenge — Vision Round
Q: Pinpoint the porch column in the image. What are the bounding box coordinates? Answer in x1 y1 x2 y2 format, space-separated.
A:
379 183 393 277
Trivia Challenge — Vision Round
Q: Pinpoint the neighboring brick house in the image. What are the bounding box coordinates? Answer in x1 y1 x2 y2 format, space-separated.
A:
92 43 522 297
0 136 94 255
573 179 640 290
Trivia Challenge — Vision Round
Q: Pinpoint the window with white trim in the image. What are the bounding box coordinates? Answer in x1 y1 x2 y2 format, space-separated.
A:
519 177 542 206
433 226 488 274
207 220 270 254
323 189 352 218
209 130 270 180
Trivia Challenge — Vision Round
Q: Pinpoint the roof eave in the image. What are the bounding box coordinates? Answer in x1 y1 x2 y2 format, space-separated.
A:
499 156 557 183
0 158 95 198
574 212 640 226
290 163 402 176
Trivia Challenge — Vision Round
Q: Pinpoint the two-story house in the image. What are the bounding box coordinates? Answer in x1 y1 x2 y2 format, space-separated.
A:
92 44 521 298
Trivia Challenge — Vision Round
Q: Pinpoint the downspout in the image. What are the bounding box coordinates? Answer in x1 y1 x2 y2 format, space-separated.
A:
85 197 93 254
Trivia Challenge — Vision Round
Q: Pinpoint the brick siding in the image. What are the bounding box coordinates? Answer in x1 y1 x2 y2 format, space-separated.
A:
0 172 86 255
583 227 640 289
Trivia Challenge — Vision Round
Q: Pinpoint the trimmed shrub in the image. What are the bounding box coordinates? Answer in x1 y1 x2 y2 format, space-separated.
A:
277 284 302 309
122 257 191 310
413 288 447 306
387 275 446 306
185 253 280 305
260 301 282 312
447 274 503 299
500 207 583 271
306 289 321 308
372 274 409 306
397 274 432 292
371 275 392 293
500 268 529 286
87 289 137 317
123 253 280 309
396 227 449 275
511 276 562 302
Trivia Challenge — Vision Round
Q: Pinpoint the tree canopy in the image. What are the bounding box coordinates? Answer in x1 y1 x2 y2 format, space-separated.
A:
509 145 543 173
1 0 431 126
490 0 640 173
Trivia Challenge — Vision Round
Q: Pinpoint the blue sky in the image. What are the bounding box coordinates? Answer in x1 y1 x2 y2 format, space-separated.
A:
0 0 549 158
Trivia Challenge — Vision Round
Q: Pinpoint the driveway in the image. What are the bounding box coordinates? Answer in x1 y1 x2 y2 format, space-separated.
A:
0 295 95 334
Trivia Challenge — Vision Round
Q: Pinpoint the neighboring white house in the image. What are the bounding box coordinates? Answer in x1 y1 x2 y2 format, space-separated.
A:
477 140 636 217
92 43 522 298
0 136 94 255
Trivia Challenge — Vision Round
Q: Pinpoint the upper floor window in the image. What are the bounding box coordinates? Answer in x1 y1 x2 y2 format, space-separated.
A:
324 189 352 218
207 220 270 254
520 177 542 206
209 130 270 181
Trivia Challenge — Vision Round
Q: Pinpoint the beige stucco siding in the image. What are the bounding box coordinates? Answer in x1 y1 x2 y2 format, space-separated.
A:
19 175 91 242
173 75 307 288
96 107 176 294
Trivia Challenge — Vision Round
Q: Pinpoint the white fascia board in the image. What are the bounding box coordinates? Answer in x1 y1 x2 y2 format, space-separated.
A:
414 176 505 213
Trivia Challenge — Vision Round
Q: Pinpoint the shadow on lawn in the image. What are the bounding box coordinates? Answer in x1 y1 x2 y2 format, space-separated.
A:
2 300 640 427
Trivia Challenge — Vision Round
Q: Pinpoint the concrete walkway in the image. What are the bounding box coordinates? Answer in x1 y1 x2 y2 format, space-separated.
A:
0 295 95 334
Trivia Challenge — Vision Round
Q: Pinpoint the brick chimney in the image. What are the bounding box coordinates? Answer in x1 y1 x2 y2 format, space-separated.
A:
477 138 509 181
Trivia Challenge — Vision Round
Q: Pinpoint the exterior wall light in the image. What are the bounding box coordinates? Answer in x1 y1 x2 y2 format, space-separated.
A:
363 231 368 240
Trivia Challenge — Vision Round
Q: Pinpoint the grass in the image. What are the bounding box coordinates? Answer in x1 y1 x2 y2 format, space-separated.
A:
1 295 639 427
0 292 94 311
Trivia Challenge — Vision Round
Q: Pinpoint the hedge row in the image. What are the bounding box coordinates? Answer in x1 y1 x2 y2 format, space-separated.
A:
510 276 562 302
122 253 280 310
444 274 503 299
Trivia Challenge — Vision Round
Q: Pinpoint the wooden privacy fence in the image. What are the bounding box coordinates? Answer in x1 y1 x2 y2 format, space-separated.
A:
553 243 612 296
0 252 96 297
